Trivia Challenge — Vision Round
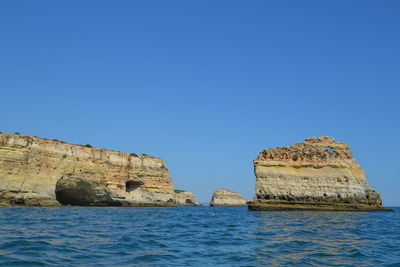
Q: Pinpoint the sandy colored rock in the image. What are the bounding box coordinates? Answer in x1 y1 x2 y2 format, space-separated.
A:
210 189 246 206
174 190 199 206
247 136 390 211
0 133 176 206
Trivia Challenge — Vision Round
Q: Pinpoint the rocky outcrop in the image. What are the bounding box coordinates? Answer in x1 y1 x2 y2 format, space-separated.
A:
210 189 246 206
174 190 199 206
0 133 177 206
247 137 390 211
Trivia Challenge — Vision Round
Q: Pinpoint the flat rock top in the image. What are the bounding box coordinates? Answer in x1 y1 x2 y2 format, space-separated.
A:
0 133 165 167
213 189 243 196
256 136 360 167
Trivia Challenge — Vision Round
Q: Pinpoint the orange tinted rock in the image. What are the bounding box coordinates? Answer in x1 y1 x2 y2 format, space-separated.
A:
0 133 175 206
248 137 390 211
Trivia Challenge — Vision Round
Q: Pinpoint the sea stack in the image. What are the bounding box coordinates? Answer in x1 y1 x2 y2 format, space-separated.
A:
210 189 247 206
247 136 390 211
0 133 178 206
174 190 200 206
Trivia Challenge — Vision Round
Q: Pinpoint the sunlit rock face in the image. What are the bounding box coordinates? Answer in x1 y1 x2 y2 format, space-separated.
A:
174 190 199 206
248 137 390 211
0 133 176 206
210 189 247 206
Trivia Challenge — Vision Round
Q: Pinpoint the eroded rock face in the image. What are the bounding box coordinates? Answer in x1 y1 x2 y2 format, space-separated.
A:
210 189 246 206
174 190 199 206
0 133 176 206
247 136 390 211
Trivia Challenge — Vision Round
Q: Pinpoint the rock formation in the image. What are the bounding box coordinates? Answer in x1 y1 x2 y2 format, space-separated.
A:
247 136 390 211
210 189 247 206
174 190 200 206
0 133 178 206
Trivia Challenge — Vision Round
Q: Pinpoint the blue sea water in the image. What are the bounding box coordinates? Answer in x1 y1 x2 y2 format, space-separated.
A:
0 207 399 266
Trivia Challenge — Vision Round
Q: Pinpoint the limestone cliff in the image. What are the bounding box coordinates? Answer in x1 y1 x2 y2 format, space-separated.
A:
174 190 199 206
0 133 177 206
247 136 390 211
210 189 246 206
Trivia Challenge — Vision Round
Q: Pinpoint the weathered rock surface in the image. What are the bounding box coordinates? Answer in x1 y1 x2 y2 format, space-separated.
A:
174 190 199 206
0 133 177 206
210 189 246 206
247 136 390 211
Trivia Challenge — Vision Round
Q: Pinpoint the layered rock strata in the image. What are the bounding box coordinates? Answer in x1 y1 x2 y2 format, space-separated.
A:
247 137 390 211
174 190 200 206
0 133 177 206
210 189 247 206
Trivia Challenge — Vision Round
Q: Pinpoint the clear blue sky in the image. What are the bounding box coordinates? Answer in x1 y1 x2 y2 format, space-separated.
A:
1 1 399 205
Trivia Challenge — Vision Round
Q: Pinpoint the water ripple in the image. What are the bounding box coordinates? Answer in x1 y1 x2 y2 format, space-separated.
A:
0 207 399 266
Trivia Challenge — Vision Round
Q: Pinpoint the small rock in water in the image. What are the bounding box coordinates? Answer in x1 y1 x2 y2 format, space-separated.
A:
210 189 247 206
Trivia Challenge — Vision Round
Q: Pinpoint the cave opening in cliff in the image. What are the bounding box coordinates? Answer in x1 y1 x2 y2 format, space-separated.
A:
125 181 143 193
